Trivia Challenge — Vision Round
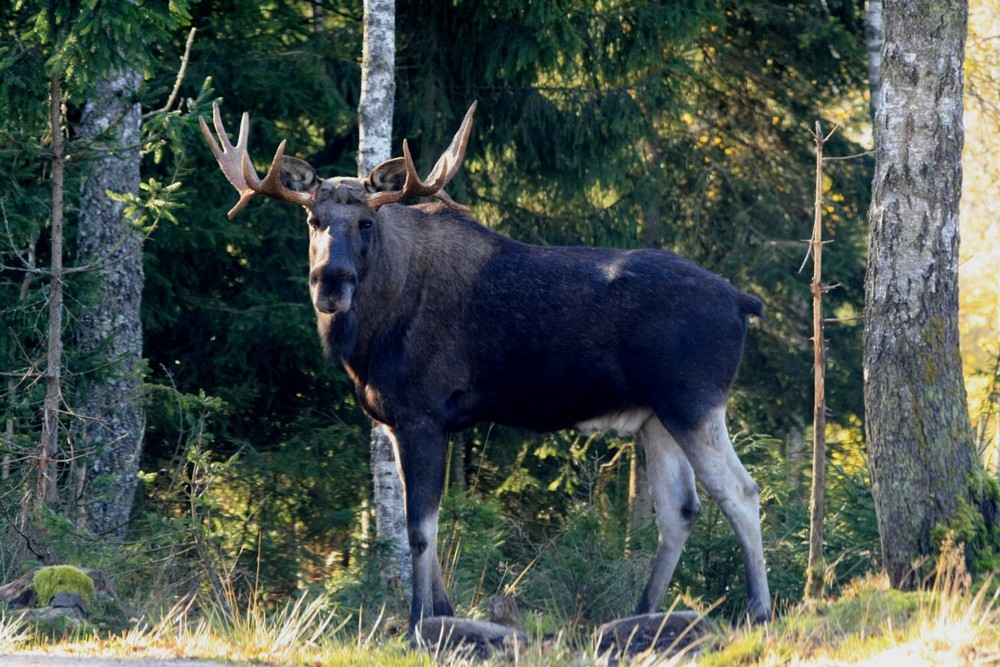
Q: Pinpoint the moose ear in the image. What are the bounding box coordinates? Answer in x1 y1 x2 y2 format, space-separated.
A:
279 156 321 194
366 157 407 193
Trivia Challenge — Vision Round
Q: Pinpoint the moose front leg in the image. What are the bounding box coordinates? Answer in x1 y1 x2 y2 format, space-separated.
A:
390 421 453 630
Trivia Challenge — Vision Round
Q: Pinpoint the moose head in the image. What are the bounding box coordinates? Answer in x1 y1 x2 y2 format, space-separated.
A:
200 102 477 319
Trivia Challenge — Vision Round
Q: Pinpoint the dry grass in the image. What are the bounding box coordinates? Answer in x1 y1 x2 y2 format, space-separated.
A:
1 560 997 666
701 551 999 667
0 610 30 653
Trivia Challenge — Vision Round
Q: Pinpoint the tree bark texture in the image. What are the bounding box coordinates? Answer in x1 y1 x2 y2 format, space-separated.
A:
358 0 409 585
863 0 976 588
806 123 827 600
39 74 66 512
370 426 408 584
357 0 395 179
75 67 145 541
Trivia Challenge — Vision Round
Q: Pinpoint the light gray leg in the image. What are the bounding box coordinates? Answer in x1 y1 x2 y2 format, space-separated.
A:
429 520 451 613
673 406 771 623
634 417 701 614
409 509 452 621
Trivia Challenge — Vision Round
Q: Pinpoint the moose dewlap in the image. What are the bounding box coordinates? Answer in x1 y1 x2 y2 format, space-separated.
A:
201 102 771 630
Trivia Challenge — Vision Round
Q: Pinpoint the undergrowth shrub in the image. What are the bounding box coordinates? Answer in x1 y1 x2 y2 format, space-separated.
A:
438 493 509 613
515 508 651 630
325 537 408 633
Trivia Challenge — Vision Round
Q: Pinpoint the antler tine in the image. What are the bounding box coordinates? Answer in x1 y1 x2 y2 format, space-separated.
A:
424 101 477 187
200 105 256 218
200 102 315 219
400 139 470 213
368 102 477 212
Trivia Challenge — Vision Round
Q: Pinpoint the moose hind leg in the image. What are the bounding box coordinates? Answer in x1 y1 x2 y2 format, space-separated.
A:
671 406 771 623
634 417 701 615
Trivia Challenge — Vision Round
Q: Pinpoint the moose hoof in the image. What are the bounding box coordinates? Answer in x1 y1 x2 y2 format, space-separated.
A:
596 611 708 659
415 615 526 658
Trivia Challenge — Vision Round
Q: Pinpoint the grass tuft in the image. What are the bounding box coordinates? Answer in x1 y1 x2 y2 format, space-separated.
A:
0 610 30 652
700 550 999 666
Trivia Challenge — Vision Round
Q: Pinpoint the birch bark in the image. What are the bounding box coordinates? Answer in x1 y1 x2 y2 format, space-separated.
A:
357 0 409 586
863 0 977 587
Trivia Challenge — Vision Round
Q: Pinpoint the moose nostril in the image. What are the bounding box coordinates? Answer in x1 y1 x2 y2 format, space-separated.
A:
311 265 356 289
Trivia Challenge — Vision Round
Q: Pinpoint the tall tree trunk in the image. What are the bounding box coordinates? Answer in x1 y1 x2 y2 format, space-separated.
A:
38 73 66 514
75 66 145 541
805 123 828 600
357 0 395 176
863 0 978 588
357 0 409 586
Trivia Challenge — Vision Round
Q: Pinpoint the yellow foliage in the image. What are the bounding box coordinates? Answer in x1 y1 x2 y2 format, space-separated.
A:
960 0 1000 470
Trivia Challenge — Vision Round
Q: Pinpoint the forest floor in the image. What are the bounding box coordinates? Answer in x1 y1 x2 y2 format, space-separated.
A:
1 570 997 666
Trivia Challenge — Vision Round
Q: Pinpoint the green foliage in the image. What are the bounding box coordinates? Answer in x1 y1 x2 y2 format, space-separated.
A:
0 0 199 552
148 0 874 612
516 508 648 629
325 537 410 634
437 494 509 612
931 469 1000 577
324 494 511 631
654 432 880 620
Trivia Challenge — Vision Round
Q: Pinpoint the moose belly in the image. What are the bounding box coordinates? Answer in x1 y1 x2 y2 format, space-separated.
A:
575 408 653 436
466 366 647 434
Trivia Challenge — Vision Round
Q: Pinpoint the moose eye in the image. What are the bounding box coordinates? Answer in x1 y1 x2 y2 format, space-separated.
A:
307 215 320 229
359 218 374 231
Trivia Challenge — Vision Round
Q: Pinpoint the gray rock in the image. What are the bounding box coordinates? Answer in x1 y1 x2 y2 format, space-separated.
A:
49 592 86 616
596 611 708 660
415 616 527 658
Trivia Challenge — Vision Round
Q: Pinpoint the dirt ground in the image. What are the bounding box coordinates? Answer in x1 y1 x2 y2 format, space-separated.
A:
0 655 238 667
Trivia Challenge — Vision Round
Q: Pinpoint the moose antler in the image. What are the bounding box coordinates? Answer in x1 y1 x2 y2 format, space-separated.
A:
367 102 477 212
199 103 316 219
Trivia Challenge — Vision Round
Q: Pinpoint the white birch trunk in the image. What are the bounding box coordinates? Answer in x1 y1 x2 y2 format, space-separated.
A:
357 0 409 586
358 0 395 178
863 0 978 587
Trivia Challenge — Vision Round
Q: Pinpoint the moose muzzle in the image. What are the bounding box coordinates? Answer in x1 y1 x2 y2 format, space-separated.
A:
310 263 358 315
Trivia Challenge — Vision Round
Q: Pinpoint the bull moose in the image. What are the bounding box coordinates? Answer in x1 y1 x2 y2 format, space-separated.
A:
200 102 771 629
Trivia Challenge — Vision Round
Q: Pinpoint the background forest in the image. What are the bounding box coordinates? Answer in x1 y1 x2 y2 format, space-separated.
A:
1 0 997 635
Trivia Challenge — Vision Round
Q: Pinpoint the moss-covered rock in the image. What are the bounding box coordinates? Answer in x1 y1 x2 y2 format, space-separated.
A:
32 565 97 612
0 565 129 639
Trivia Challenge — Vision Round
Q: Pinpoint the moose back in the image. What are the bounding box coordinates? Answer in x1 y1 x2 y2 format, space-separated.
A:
201 102 771 629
